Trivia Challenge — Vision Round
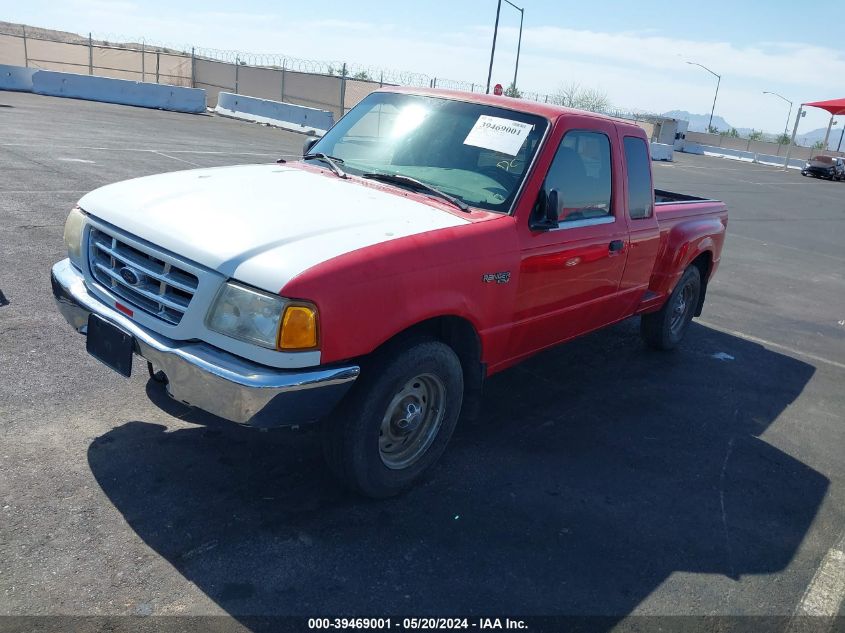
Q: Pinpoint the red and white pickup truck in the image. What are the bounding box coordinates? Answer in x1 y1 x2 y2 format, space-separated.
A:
52 87 727 497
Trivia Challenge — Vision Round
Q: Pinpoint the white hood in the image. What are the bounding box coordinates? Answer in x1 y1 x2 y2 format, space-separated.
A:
78 164 469 292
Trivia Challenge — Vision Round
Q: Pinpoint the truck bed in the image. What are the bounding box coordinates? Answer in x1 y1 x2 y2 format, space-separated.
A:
654 189 727 223
654 189 712 204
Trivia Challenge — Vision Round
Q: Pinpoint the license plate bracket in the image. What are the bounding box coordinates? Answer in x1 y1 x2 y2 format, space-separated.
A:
86 314 134 377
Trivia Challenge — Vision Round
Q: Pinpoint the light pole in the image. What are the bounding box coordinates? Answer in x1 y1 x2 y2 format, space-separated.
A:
762 91 793 138
686 61 721 132
485 0 525 94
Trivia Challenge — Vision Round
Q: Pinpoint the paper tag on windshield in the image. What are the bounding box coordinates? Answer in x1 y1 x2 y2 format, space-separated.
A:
463 115 532 156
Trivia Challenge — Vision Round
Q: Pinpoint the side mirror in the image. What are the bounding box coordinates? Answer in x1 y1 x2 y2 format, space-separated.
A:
530 188 560 231
303 138 319 156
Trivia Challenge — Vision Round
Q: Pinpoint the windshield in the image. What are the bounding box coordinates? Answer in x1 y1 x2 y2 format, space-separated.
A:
810 156 834 164
309 92 549 212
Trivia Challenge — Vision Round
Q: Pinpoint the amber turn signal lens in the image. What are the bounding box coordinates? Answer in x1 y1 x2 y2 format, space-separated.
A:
278 305 318 350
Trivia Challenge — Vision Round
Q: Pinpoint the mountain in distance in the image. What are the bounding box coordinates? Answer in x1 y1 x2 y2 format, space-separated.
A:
794 127 845 151
662 110 844 149
661 110 735 133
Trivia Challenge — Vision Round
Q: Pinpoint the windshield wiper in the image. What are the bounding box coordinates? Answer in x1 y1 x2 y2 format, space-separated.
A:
361 172 469 212
303 153 347 179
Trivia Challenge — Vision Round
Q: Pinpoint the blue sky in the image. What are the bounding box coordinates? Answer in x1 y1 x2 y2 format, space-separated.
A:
6 0 844 134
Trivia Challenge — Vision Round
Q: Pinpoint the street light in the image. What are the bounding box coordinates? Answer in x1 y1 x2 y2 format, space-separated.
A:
686 61 721 132
485 0 525 95
762 91 793 138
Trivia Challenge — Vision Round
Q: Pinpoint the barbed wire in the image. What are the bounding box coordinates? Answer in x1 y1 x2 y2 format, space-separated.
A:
2 21 663 115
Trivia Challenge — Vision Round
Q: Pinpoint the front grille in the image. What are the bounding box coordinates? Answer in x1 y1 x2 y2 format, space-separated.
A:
88 226 199 325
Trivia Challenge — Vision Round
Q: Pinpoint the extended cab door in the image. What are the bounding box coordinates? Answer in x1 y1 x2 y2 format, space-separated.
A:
508 120 630 360
615 134 662 318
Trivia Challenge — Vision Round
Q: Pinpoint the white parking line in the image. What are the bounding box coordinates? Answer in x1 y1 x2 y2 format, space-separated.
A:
728 233 845 263
153 150 201 167
1 143 291 157
787 531 845 632
697 320 845 371
0 190 91 194
56 157 96 164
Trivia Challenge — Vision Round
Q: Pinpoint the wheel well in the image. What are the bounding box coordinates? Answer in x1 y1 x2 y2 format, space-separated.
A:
373 316 485 419
690 251 712 316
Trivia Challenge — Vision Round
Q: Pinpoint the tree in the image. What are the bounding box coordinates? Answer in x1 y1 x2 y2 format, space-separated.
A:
326 65 349 77
504 82 522 98
720 128 739 138
775 133 791 145
748 130 763 141
707 125 720 134
353 70 371 81
812 140 826 150
549 82 610 113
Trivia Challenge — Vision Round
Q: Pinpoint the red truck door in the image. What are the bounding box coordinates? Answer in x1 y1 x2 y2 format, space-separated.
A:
616 134 661 318
508 123 630 359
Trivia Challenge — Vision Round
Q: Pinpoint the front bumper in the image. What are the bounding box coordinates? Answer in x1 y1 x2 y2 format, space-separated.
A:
803 167 835 177
51 259 359 427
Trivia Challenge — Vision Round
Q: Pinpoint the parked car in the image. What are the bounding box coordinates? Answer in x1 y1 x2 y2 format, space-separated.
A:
52 88 728 497
801 155 845 180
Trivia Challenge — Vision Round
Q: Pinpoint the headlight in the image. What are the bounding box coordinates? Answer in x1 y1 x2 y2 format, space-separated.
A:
206 282 318 351
63 206 86 268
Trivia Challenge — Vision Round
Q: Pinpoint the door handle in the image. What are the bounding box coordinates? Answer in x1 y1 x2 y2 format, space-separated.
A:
609 240 625 253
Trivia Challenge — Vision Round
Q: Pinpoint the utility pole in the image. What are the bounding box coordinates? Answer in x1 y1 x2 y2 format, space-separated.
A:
762 91 793 138
21 25 28 68
485 0 525 95
507 0 524 92
784 104 804 169
485 0 502 94
686 61 721 132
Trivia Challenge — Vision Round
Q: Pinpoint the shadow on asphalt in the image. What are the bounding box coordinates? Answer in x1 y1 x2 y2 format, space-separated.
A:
87 319 827 629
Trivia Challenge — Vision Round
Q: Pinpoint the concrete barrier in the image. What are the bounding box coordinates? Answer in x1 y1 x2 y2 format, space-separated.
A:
0 64 36 92
681 143 805 170
681 142 704 155
215 92 334 135
650 142 674 161
31 71 206 113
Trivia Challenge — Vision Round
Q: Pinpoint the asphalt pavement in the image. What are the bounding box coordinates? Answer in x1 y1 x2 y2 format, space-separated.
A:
1 92 843 631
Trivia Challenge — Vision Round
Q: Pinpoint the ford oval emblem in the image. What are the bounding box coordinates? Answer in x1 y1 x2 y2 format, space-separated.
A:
119 266 143 286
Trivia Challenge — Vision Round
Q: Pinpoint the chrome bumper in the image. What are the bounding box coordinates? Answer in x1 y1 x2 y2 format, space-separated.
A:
51 259 359 427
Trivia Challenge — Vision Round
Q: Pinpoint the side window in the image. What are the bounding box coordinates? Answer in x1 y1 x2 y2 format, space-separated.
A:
544 130 613 223
623 136 654 219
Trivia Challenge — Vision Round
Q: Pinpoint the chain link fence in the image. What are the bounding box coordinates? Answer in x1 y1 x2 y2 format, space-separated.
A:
0 22 508 120
0 21 682 130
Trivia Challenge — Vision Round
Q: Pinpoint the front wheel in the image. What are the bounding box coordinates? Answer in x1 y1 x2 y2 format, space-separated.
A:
321 340 464 498
641 265 701 350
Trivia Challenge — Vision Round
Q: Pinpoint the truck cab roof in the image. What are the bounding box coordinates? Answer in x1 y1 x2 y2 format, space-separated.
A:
377 86 645 135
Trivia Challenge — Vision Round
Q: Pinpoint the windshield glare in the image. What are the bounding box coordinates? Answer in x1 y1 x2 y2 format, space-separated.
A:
310 92 548 212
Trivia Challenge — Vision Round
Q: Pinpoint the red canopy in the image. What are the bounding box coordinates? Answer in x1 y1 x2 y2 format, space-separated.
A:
805 98 845 115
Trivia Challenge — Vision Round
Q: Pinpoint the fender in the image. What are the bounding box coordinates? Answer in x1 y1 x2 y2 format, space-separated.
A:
648 215 725 297
281 215 521 367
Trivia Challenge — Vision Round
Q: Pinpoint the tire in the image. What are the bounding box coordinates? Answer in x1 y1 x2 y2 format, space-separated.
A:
641 265 701 351
321 340 464 498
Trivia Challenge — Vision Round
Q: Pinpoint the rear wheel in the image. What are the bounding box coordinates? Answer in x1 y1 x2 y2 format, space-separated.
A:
321 340 464 498
641 265 701 350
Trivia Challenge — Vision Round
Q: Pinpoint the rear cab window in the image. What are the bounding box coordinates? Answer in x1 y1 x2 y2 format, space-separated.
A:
623 136 653 220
